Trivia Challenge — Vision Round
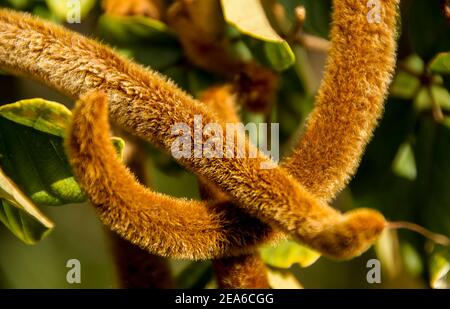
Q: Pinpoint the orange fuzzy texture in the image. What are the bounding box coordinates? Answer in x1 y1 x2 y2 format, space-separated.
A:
69 91 385 260
283 0 399 202
199 88 268 289
68 91 277 259
213 253 270 289
0 0 398 259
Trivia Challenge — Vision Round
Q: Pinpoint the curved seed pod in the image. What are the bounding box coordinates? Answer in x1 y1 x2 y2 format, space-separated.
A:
199 87 269 288
68 90 384 261
213 253 270 289
110 232 175 288
0 0 398 260
68 91 280 259
283 0 399 202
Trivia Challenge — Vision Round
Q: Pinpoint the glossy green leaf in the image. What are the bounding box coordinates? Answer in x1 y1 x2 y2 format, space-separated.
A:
392 142 417 181
0 98 125 207
260 239 320 269
45 0 96 21
429 249 450 289
0 98 71 137
429 52 450 75
221 0 294 71
0 168 53 244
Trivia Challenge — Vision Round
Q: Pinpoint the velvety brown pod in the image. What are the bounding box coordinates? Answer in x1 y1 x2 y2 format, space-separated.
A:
0 0 398 260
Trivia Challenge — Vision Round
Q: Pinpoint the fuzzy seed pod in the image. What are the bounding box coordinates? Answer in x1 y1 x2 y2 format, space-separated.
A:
199 88 269 288
213 253 270 289
284 0 399 202
0 0 398 260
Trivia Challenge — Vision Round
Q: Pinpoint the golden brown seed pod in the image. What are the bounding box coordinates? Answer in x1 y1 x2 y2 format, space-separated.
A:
68 90 385 260
213 253 270 289
67 91 279 260
284 0 399 202
0 0 398 260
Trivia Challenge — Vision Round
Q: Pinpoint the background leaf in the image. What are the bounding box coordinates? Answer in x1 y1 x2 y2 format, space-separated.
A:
260 239 320 269
429 248 450 289
0 168 53 244
0 98 125 207
45 0 96 21
0 98 71 137
221 0 294 71
429 52 450 75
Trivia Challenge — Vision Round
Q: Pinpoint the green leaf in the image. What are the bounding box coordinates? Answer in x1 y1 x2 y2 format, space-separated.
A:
401 242 423 278
0 98 125 207
221 0 294 71
264 41 295 72
392 142 417 181
414 86 450 112
45 0 96 21
429 249 450 289
0 168 53 244
221 0 283 43
390 71 420 99
0 98 71 137
429 52 450 75
0 117 85 206
260 239 320 269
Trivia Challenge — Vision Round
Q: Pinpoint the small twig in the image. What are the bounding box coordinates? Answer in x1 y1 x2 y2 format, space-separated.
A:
388 221 450 247
296 33 330 52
